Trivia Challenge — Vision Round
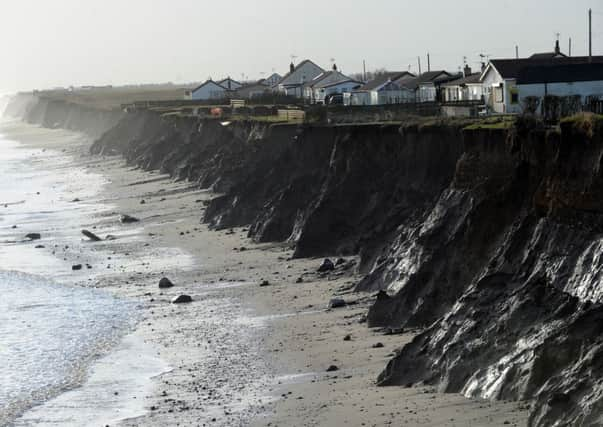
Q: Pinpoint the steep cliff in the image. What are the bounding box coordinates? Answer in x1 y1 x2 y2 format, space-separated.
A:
373 117 603 426
3 93 123 139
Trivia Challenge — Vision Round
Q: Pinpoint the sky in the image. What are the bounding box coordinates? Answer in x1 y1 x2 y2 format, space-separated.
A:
0 0 601 94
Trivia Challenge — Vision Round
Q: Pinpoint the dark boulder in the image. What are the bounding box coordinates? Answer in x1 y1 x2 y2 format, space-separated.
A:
172 295 192 304
326 365 339 372
318 258 335 273
159 277 175 289
119 214 140 224
25 233 41 240
328 298 347 309
72 264 83 271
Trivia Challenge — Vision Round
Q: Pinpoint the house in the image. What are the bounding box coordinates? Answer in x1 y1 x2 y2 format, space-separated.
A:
218 77 243 91
402 71 456 103
346 72 416 105
516 62 603 114
481 54 603 114
529 40 568 60
441 67 484 103
261 73 282 87
303 65 361 103
274 60 325 97
191 80 230 101
235 82 269 99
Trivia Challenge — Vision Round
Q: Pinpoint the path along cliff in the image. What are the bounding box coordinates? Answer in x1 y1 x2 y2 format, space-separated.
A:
6 93 603 426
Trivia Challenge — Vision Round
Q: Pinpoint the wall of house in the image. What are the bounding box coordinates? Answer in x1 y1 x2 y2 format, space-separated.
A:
192 84 226 100
279 62 324 87
418 85 437 103
518 80 603 112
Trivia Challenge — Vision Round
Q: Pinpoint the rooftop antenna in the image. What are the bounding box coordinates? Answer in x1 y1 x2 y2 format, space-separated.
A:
290 54 298 65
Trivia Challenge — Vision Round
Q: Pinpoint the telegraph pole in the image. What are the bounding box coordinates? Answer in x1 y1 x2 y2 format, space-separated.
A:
427 53 431 72
515 45 519 59
418 56 422 75
363 60 367 82
569 37 572 56
589 8 593 62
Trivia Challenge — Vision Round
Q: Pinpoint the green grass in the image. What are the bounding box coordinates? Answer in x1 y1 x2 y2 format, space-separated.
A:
463 116 516 131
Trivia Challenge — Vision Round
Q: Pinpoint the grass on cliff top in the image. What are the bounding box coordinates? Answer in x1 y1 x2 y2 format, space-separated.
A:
463 116 516 130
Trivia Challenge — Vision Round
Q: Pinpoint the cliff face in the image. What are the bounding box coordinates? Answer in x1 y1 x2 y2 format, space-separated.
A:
373 119 603 426
3 93 123 139
14 96 603 426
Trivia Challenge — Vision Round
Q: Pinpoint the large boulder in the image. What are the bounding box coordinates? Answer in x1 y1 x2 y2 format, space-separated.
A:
159 277 175 289
119 214 140 224
25 233 41 240
171 295 192 304
317 258 335 273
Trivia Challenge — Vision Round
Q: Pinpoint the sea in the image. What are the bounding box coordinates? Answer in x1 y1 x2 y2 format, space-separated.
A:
0 119 168 426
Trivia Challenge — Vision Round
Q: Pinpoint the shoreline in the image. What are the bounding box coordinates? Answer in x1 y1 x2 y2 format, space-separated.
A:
2 119 529 426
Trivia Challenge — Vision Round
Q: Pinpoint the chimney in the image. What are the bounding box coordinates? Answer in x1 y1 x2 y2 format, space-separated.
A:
481 62 486 72
463 65 472 77
290 62 295 73
332 63 338 71
555 39 561 55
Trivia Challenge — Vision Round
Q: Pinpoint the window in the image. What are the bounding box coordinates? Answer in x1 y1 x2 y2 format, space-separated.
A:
494 87 503 103
511 92 519 104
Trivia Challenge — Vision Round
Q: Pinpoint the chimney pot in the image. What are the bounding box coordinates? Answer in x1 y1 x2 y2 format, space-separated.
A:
290 62 295 73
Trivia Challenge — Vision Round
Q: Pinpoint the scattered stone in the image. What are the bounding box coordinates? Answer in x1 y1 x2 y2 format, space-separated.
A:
172 295 193 304
259 280 271 287
336 258 346 266
295 277 304 284
72 264 83 271
318 258 335 273
82 229 102 242
35 245 45 249
383 327 405 335
105 235 117 241
159 277 175 289
343 334 352 341
119 214 140 224
71 198 81 202
326 365 339 372
140 200 146 204
25 233 41 240
11 225 17 229
372 342 385 349
328 298 347 309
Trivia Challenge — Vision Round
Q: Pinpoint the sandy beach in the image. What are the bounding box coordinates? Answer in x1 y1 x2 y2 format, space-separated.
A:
2 120 530 426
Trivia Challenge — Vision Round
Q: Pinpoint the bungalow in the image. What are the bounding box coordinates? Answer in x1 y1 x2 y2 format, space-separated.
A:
191 79 230 101
261 73 282 87
218 77 243 91
481 55 603 114
274 60 325 97
346 72 416 106
405 71 456 103
303 65 361 103
235 82 269 99
441 67 484 102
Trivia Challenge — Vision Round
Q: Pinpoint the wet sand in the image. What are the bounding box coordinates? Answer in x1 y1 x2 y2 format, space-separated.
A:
4 121 529 426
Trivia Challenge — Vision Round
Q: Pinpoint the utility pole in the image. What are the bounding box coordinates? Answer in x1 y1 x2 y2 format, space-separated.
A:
363 60 367 82
589 8 593 62
427 53 431 72
569 37 572 56
418 56 422 75
515 45 519 59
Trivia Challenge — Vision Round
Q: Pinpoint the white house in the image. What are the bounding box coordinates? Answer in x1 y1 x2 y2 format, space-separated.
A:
441 68 484 102
275 60 325 97
408 71 455 103
302 66 361 103
191 80 229 101
347 72 416 106
481 54 603 114
218 77 243 91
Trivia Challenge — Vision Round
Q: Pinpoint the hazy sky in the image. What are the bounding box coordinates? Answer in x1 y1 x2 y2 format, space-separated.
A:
0 0 600 93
